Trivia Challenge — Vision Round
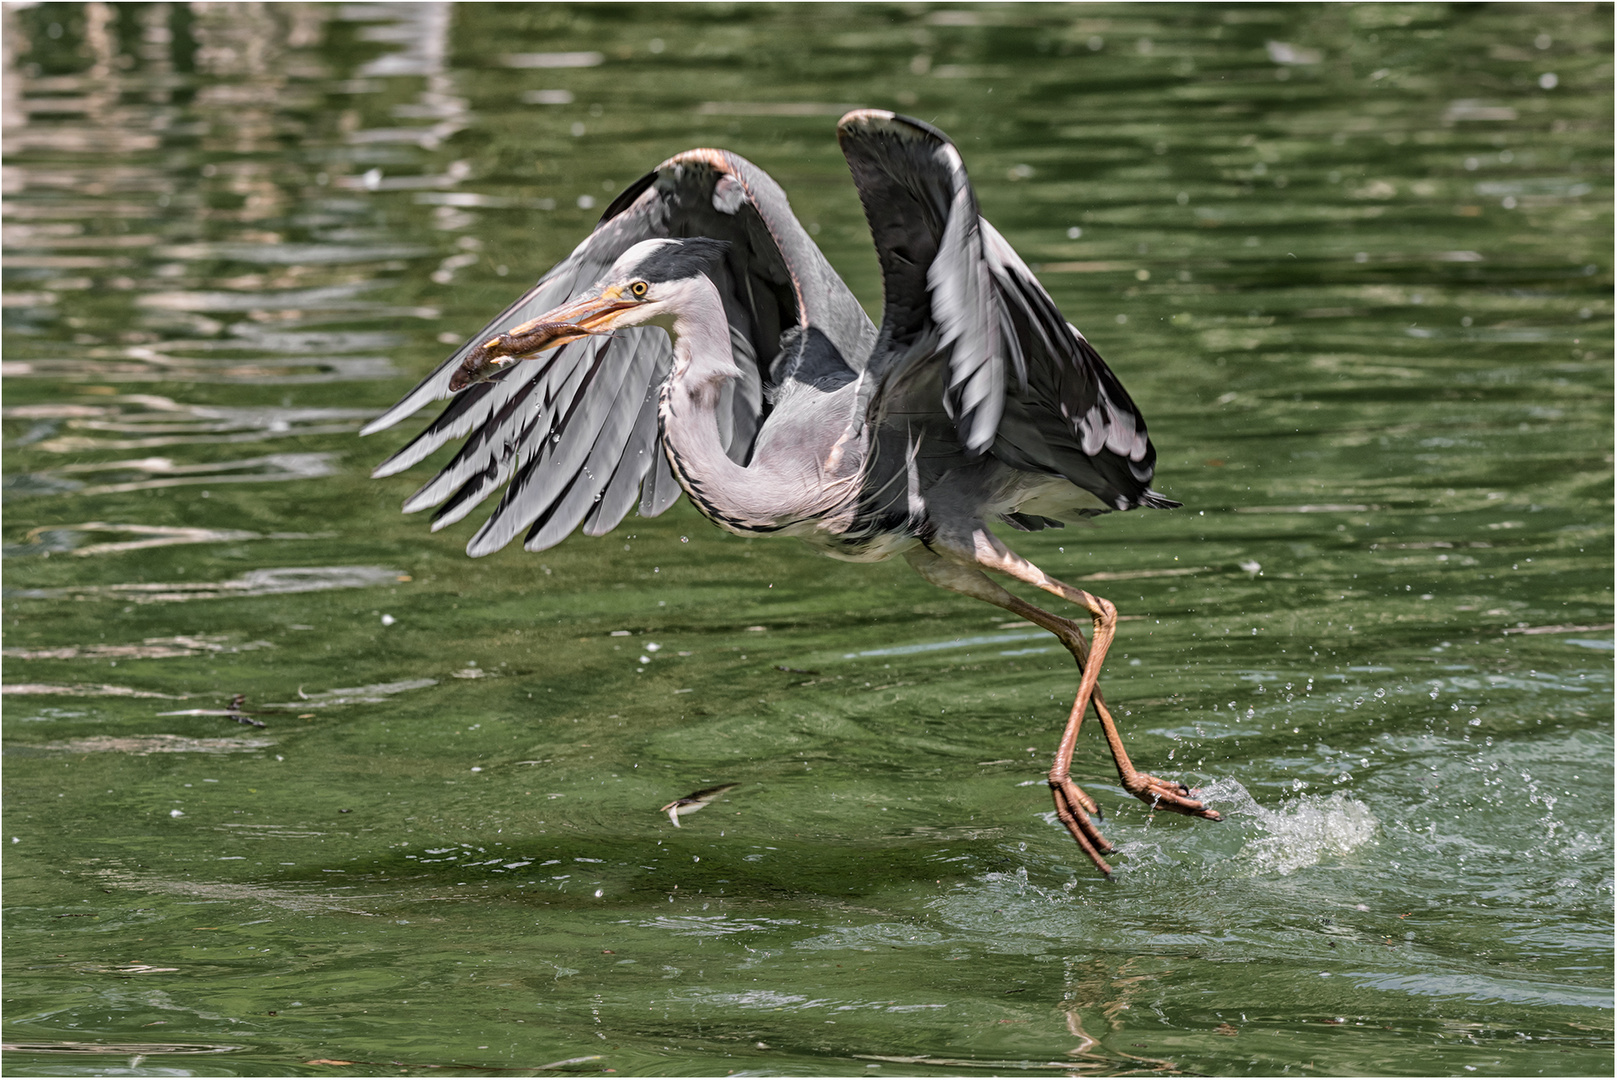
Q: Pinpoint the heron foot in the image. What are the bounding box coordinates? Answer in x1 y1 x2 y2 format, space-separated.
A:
1122 772 1222 821
1049 777 1116 877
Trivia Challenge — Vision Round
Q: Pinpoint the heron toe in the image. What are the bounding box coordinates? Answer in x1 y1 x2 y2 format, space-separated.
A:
1049 777 1117 876
1124 773 1222 820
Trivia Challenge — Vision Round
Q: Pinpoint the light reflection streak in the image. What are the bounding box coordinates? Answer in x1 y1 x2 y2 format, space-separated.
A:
0 682 187 699
5 394 376 452
4 521 333 558
9 451 340 496
1 354 400 384
260 677 438 710
3 635 273 661
31 734 275 755
11 564 403 603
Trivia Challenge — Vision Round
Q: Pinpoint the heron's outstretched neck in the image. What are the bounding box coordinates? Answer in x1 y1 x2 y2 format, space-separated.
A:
658 275 857 533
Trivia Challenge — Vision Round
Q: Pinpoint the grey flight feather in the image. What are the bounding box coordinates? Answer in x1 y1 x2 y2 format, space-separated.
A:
364 148 875 556
465 332 654 557
582 370 665 536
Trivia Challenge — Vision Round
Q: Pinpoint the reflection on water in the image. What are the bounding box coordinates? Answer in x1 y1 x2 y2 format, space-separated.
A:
259 676 437 710
9 402 371 454
85 865 391 917
2 522 334 559
29 734 275 756
843 629 1048 659
2 634 273 661
1 682 187 700
1 350 401 385
9 564 403 603
3 3 1611 1076
7 450 340 498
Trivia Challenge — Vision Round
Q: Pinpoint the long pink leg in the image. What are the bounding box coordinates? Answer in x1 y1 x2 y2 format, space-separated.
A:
907 533 1218 876
905 548 1115 871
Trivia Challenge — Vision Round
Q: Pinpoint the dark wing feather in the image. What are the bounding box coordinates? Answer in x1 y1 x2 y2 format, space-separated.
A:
364 149 875 555
837 110 1171 511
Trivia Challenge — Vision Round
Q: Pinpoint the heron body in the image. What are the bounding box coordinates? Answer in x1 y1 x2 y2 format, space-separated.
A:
365 111 1219 875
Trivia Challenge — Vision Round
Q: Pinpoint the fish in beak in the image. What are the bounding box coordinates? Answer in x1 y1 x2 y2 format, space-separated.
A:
448 287 639 391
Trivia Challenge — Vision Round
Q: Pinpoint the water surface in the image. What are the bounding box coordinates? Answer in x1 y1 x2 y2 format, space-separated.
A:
3 3 1612 1076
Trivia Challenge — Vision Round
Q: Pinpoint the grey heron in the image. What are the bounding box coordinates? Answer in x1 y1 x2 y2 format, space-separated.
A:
363 110 1219 876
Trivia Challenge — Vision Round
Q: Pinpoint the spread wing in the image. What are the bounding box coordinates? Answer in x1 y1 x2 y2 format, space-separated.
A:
363 149 876 556
836 110 1172 512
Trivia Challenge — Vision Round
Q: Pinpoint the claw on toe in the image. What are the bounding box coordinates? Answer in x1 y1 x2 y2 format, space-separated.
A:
1126 775 1222 821
1048 779 1117 874
1048 767 1222 876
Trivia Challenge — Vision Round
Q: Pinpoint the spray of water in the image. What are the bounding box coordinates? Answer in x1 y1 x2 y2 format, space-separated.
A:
1199 778 1378 875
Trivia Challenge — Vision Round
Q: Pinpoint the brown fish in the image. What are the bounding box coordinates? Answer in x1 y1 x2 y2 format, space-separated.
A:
448 289 640 391
659 783 739 827
448 321 603 392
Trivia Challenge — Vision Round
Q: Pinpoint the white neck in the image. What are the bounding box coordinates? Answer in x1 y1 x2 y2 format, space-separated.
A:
655 276 860 533
664 275 741 387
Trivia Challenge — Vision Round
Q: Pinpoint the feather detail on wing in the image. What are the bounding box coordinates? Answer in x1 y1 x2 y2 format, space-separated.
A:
836 109 1172 512
364 148 873 556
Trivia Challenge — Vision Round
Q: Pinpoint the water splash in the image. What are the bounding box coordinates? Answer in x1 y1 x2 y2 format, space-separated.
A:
1200 778 1377 875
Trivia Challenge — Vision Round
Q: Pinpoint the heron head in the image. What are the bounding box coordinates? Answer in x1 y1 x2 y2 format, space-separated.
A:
535 237 733 334
578 236 733 327
449 238 731 389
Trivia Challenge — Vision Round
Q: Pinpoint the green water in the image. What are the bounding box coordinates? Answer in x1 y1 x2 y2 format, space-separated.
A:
3 3 1611 1075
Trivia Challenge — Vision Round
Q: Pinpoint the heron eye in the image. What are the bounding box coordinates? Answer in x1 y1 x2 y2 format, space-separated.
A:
630 280 648 298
